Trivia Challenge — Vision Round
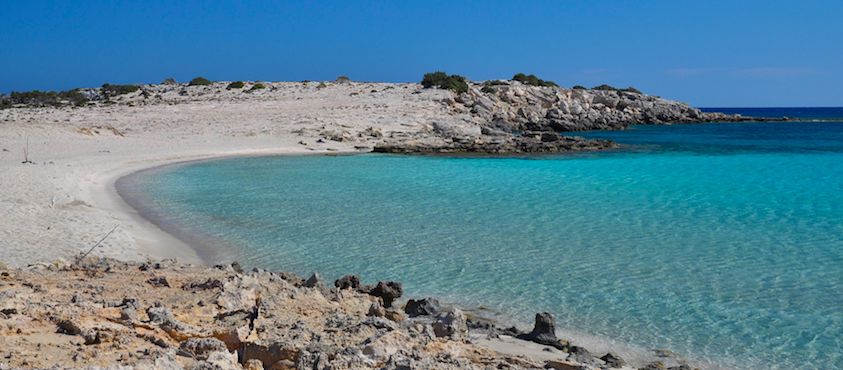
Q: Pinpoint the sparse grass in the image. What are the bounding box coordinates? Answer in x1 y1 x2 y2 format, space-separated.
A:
421 71 469 94
101 83 140 97
188 77 212 86
226 81 245 90
512 73 558 87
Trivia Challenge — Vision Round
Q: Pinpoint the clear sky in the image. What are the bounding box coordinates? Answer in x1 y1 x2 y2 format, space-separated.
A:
1 0 841 107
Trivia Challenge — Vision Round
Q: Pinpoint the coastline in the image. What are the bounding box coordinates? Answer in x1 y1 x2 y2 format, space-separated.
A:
0 81 776 369
113 152 732 370
113 150 362 265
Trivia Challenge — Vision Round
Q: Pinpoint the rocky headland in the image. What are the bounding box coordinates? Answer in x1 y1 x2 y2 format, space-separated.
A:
1 77 765 156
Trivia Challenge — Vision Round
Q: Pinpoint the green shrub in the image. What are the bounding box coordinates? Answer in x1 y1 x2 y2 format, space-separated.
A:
421 72 448 88
420 71 469 94
0 94 10 109
317 82 328 89
336 76 351 83
481 85 496 94
8 89 89 107
512 73 558 87
188 77 212 86
161 77 177 85
227 81 245 90
484 80 508 86
572 85 586 90
101 83 140 97
592 84 618 91
620 86 642 94
249 83 266 91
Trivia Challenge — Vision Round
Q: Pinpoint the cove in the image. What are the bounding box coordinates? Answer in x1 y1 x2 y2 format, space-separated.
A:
119 120 843 369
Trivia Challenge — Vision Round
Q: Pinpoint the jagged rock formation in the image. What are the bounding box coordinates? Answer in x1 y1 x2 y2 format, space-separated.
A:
453 81 753 134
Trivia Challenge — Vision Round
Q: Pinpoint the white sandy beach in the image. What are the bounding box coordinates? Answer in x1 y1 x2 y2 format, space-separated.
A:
0 82 463 267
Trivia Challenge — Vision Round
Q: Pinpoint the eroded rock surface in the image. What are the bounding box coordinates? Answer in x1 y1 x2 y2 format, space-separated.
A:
0 256 644 369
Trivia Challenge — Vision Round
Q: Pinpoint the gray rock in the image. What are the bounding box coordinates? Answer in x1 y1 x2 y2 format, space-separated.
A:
368 281 403 308
304 272 321 288
600 352 626 368
432 308 468 340
404 297 440 317
516 312 569 350
334 275 360 290
178 337 228 360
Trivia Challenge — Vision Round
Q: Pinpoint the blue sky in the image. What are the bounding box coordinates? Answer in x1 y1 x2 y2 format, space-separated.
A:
1 0 840 107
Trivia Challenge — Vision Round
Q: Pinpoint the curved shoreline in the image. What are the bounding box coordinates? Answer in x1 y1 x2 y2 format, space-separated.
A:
106 148 359 265
112 152 738 370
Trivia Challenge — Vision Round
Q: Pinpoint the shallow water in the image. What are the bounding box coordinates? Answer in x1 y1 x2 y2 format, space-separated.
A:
122 119 843 369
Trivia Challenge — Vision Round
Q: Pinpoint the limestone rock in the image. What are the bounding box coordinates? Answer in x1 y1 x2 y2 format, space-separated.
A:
432 308 468 340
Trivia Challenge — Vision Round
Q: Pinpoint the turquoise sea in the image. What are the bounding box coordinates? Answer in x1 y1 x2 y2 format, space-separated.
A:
120 109 843 369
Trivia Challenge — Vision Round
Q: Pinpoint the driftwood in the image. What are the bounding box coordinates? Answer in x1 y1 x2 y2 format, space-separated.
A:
22 136 34 164
76 225 119 263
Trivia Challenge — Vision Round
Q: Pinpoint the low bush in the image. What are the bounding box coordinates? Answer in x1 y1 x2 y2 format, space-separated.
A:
227 81 245 90
512 73 558 87
249 83 266 91
8 89 89 107
0 94 10 109
591 84 642 94
481 85 496 94
317 82 328 89
161 77 177 85
336 76 351 83
572 85 586 90
188 77 212 86
420 71 469 94
101 83 140 97
592 84 617 91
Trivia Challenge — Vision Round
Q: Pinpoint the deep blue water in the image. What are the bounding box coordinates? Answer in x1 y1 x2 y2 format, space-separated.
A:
122 110 843 369
700 107 843 120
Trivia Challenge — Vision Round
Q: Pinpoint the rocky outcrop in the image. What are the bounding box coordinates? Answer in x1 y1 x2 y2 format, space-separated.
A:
455 81 764 134
404 297 441 317
517 312 570 350
373 131 616 154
